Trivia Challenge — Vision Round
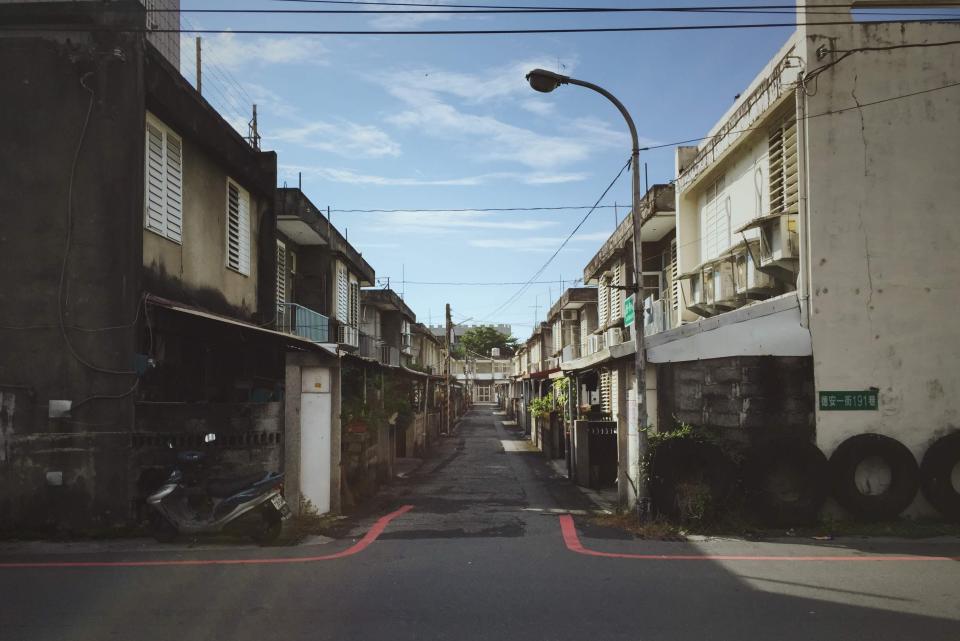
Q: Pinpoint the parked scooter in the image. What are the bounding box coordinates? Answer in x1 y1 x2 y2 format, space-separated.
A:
146 433 292 543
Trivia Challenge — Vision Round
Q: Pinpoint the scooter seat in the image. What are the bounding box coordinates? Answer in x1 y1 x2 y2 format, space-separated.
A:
206 472 269 497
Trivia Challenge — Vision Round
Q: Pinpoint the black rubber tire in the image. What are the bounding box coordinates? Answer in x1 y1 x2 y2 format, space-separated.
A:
919 431 960 522
649 439 736 522
829 433 920 521
744 437 829 527
252 508 283 545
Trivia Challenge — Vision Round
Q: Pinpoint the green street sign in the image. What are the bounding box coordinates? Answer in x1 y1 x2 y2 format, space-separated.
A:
624 294 635 326
819 390 878 411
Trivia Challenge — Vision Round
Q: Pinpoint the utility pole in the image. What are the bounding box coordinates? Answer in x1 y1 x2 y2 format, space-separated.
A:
195 37 202 95
445 303 452 435
525 68 651 520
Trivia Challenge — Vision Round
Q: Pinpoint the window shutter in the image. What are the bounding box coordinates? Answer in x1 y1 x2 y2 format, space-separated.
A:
598 276 609 326
610 264 623 323
276 240 287 313
226 180 250 275
164 131 183 243
670 238 679 323
600 370 612 414
145 122 167 235
336 263 349 322
349 280 360 326
701 175 727 261
769 114 799 215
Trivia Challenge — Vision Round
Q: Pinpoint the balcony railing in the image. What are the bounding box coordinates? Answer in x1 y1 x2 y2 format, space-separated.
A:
380 344 400 367
279 303 331 343
358 331 378 359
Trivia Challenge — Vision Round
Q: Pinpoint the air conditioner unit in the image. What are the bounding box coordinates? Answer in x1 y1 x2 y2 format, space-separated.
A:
734 242 780 299
758 213 800 281
605 327 623 347
685 267 716 318
561 309 578 321
587 335 602 354
711 258 740 309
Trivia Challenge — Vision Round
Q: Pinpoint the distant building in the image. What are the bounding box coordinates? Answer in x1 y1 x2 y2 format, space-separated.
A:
428 324 513 354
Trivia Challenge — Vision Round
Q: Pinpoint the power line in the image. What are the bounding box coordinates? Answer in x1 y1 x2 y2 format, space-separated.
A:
376 278 585 286
129 2 960 18
9 17 960 36
483 157 632 320
332 205 623 213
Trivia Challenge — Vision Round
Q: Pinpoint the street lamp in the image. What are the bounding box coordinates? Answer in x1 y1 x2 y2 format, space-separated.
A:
525 68 651 520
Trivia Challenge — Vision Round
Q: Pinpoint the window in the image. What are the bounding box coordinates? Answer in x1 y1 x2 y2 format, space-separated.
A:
598 276 609 326
225 179 251 275
349 279 360 327
276 240 287 313
144 114 183 243
768 113 799 215
610 263 623 323
669 238 680 324
701 175 728 261
335 262 349 323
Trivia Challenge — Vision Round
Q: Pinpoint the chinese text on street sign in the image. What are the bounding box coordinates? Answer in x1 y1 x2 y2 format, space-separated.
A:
818 390 879 411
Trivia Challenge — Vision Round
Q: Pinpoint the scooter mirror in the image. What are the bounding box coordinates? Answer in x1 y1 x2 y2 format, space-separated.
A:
204 433 217 443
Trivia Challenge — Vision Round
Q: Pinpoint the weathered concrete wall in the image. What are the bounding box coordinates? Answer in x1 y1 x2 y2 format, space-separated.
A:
657 356 814 445
142 127 265 318
799 18 960 466
0 5 146 532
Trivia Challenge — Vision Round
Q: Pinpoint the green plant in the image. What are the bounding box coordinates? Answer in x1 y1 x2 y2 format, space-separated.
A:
528 394 554 418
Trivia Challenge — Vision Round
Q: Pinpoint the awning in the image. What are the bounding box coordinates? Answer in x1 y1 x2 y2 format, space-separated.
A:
146 294 337 357
735 212 784 234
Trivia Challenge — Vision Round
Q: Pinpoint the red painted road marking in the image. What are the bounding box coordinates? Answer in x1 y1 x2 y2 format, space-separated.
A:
0 504 414 569
559 514 960 562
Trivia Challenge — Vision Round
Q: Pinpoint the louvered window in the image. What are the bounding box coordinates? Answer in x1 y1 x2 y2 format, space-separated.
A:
669 238 679 324
769 114 799 214
701 175 728 261
276 240 287 313
144 115 183 243
225 179 251 275
609 264 623 323
598 276 609 326
600 370 612 415
335 262 349 322
349 280 360 326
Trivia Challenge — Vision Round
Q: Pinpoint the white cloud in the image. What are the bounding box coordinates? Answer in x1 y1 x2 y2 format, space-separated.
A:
521 99 556 117
287 166 484 186
468 231 612 251
283 166 587 187
183 32 330 72
385 87 596 170
270 121 401 158
378 211 558 233
367 2 455 29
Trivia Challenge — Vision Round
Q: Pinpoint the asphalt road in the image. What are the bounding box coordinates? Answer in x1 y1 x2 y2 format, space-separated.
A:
2 405 959 641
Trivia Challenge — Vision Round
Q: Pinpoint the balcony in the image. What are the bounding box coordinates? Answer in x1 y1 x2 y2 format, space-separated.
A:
358 331 378 359
643 298 668 337
380 344 400 367
279 303 331 343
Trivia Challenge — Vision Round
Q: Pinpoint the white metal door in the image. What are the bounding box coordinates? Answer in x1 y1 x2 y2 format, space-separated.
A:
300 367 332 514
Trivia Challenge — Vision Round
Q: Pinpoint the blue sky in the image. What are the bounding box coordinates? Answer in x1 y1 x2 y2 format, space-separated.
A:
180 0 797 337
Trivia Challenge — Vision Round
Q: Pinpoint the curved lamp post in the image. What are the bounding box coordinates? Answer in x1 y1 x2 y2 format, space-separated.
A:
526 69 650 519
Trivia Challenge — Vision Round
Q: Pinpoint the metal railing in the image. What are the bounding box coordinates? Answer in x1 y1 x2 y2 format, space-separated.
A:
279 303 331 343
358 331 378 359
380 344 400 367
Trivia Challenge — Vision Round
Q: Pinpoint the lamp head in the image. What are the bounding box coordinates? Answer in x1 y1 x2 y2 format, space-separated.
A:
526 68 568 93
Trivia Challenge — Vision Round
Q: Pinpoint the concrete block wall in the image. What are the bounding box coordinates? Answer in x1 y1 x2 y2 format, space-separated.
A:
657 356 814 445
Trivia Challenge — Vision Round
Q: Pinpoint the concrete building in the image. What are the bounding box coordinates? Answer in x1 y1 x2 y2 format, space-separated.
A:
0 2 309 531
661 0 960 518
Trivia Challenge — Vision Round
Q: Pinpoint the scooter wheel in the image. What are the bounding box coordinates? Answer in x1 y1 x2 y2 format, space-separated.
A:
149 512 178 543
252 508 283 545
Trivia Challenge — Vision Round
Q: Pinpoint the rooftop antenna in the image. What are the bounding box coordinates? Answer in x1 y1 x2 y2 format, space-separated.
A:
247 104 260 150
614 201 619 228
298 172 302 191
402 264 406 300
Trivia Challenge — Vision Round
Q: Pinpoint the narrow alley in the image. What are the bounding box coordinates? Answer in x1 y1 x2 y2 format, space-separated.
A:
2 406 959 641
